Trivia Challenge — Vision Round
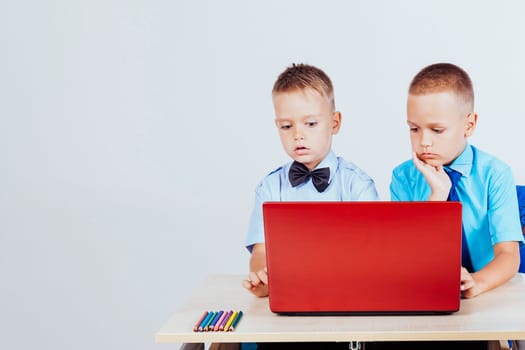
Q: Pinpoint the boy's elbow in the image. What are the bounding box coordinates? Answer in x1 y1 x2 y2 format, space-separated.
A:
508 252 520 275
509 241 521 272
511 248 521 274
495 241 521 274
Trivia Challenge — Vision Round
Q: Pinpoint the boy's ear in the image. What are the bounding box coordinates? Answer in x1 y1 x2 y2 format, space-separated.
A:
332 111 342 134
465 112 478 137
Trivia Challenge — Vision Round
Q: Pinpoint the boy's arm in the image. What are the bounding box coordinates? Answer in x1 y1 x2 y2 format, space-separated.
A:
390 157 441 201
461 241 520 298
411 152 451 200
249 243 266 271
462 165 522 297
243 179 272 297
242 243 269 297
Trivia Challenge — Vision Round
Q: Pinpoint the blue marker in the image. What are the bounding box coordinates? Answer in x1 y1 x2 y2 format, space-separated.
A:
198 311 213 332
208 310 224 331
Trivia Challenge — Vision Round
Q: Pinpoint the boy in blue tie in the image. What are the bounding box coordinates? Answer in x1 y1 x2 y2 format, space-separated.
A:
383 63 524 350
243 63 379 298
390 63 522 299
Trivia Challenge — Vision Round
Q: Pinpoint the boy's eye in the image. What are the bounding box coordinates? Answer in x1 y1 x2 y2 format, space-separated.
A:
280 124 292 130
306 121 318 127
409 127 418 133
432 128 444 134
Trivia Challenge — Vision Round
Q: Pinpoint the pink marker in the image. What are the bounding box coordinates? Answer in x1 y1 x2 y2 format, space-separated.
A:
218 310 233 331
213 310 228 331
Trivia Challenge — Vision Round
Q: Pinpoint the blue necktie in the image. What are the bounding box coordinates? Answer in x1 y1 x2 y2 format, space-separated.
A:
446 168 474 272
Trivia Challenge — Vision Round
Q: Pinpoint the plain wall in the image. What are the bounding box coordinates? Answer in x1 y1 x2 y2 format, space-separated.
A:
1 1 524 349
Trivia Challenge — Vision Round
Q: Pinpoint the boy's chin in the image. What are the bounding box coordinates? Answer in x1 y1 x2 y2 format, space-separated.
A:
419 158 444 168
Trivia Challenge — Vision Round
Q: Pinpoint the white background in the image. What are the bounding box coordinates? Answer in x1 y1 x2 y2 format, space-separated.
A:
1 1 524 349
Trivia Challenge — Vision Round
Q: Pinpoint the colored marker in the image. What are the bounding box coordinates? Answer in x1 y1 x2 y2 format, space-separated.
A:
193 311 208 332
198 311 213 332
213 310 228 331
202 311 217 331
223 311 238 332
208 310 223 331
229 311 243 331
219 310 233 331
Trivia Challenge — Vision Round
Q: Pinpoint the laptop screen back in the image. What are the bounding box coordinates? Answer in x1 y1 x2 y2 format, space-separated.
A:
263 201 462 315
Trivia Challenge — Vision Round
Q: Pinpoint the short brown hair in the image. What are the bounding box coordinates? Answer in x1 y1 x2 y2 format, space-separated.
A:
272 63 335 109
409 63 474 109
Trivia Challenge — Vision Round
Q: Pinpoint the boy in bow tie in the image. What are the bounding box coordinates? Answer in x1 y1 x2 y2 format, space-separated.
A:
243 63 379 297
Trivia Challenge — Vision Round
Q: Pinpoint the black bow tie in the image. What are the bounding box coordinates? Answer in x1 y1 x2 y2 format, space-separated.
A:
289 161 330 192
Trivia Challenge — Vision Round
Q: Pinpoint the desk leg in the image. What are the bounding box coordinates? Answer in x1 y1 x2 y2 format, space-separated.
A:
209 343 241 350
512 340 524 350
488 340 510 350
179 344 204 350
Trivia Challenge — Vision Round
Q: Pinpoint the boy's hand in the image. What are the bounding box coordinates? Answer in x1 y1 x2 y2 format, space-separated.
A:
460 267 482 298
412 152 451 201
242 267 268 297
460 241 519 298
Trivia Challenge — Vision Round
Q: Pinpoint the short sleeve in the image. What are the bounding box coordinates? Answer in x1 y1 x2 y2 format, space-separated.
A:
244 183 269 252
487 166 523 244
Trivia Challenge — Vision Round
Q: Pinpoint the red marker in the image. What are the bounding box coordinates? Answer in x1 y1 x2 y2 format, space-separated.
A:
193 311 208 332
197 311 214 332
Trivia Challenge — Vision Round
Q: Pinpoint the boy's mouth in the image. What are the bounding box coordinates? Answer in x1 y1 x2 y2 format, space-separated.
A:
294 146 309 155
420 152 436 158
419 152 438 161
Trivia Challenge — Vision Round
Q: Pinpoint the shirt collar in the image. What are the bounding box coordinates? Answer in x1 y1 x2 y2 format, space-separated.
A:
447 143 473 177
315 150 338 182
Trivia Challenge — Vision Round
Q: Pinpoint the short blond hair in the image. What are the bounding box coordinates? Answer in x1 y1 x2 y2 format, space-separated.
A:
273 63 335 110
409 63 474 110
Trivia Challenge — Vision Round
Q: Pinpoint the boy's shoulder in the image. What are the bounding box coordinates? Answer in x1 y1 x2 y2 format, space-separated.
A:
470 145 511 171
256 164 287 187
336 156 375 181
266 165 285 177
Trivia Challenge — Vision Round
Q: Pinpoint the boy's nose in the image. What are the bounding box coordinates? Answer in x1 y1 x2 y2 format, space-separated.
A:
294 128 305 140
420 131 432 147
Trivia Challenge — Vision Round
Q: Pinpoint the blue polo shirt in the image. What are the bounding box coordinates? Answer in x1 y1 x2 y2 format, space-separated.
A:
390 144 524 271
245 151 379 250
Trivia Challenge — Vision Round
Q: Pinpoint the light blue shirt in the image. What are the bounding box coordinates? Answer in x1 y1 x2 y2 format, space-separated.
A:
245 151 379 250
390 144 524 271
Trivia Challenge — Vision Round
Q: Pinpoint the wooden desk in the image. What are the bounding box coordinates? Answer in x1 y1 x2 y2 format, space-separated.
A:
156 274 525 344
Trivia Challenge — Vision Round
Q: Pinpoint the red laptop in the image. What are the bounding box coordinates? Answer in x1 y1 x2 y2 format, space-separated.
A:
262 201 462 315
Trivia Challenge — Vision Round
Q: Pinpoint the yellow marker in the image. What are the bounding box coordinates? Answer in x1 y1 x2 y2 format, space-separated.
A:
223 311 238 332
